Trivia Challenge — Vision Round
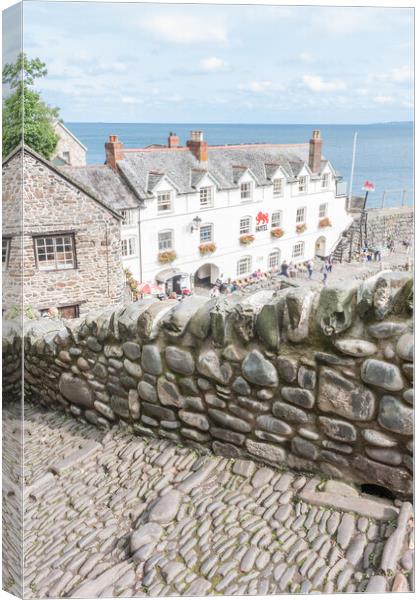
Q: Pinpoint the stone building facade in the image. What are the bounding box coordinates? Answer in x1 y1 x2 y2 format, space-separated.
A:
52 121 87 167
2 146 125 317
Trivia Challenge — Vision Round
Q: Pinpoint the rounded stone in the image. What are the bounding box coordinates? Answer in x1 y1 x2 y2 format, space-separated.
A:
378 396 413 435
396 333 413 362
272 401 308 424
232 376 251 396
291 436 319 460
367 322 407 339
281 387 315 409
361 359 404 391
58 372 94 408
297 366 316 390
277 356 298 382
157 377 183 408
403 388 413 405
242 350 278 387
365 446 403 466
333 338 377 357
179 410 209 431
124 359 143 379
122 341 142 361
319 416 357 442
361 429 397 448
141 345 162 375
138 380 158 403
165 346 195 375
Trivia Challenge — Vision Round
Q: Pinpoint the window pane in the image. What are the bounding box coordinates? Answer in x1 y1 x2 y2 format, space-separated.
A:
200 225 212 243
239 217 251 235
273 179 283 196
200 187 213 208
35 235 75 270
272 211 282 227
158 231 173 251
241 182 251 199
157 192 172 212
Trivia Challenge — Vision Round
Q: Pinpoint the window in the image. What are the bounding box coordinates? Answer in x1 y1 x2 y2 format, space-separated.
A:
158 230 173 251
62 151 71 164
200 224 213 243
271 210 283 228
121 209 135 225
121 237 137 257
199 186 213 208
298 176 307 193
296 207 306 224
292 241 305 258
237 256 252 276
239 216 252 235
321 173 330 189
273 178 284 197
319 203 328 218
157 191 172 213
35 235 76 270
240 182 252 200
268 250 280 270
2 238 10 269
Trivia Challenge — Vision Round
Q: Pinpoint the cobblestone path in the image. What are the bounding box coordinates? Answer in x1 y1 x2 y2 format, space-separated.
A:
3 404 414 597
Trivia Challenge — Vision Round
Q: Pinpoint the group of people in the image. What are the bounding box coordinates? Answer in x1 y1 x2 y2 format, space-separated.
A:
280 257 334 285
357 245 382 263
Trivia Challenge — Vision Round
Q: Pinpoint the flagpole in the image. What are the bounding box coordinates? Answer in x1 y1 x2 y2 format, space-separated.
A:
348 131 358 207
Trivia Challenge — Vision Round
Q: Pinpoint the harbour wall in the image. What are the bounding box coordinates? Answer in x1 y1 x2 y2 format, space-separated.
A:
3 270 413 497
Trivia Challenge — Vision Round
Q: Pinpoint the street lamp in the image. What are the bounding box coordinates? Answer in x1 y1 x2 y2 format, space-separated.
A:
192 216 202 230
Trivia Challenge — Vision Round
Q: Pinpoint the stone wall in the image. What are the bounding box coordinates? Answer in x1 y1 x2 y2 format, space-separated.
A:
5 271 413 497
52 121 87 166
2 149 124 315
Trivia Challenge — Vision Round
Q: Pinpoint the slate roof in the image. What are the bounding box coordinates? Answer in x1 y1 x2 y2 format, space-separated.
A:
117 143 336 200
60 164 141 210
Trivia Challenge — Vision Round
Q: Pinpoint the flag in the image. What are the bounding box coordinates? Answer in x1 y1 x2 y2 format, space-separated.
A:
362 180 375 191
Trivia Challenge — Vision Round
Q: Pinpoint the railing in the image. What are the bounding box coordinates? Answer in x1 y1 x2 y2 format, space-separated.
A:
379 189 413 209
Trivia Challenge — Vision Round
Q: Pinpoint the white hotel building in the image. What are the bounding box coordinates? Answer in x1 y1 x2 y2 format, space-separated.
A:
65 130 351 294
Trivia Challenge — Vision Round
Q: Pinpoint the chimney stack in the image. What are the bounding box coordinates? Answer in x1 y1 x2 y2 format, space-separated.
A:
186 130 208 162
309 129 322 174
105 135 124 170
168 132 180 148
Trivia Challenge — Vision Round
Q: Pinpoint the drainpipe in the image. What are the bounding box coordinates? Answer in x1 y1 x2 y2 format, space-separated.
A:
105 222 110 297
137 208 143 283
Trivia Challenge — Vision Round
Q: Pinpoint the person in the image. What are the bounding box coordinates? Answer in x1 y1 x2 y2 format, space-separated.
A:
280 260 289 278
289 261 297 278
168 291 177 300
306 259 314 280
210 285 220 298
321 261 329 285
327 257 333 273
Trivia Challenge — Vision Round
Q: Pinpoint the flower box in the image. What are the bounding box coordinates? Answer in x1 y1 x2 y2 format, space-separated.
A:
158 250 177 264
271 227 285 238
239 234 255 245
199 242 216 255
318 217 332 229
296 223 307 234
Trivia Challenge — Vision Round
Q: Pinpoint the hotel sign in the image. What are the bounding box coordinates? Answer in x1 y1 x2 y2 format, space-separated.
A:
256 211 269 232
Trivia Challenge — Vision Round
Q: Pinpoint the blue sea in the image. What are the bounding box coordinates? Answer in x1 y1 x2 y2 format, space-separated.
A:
67 122 413 209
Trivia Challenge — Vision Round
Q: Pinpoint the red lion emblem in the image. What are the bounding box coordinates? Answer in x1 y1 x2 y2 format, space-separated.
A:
256 211 269 225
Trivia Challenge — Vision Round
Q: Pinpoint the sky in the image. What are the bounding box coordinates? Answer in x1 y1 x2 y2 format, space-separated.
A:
3 1 415 124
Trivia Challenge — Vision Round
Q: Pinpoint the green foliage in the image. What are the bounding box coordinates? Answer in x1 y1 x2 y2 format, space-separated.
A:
2 52 60 159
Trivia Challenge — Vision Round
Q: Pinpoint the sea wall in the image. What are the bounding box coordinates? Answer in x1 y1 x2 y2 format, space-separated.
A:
4 270 413 497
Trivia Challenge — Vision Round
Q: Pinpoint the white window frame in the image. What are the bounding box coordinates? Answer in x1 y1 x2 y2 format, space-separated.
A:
121 209 136 226
200 223 213 243
273 178 284 197
239 216 252 235
296 207 306 224
35 235 76 271
321 173 330 189
157 191 173 214
237 256 252 276
298 176 308 193
121 236 137 257
199 186 213 209
319 203 328 218
2 238 10 269
268 249 280 270
158 230 173 251
271 210 283 228
292 241 305 258
240 181 252 201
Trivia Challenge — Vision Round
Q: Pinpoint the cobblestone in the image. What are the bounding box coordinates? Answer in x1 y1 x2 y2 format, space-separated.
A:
2 403 413 598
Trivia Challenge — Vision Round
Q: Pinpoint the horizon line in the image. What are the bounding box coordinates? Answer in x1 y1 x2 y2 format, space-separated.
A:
65 120 413 127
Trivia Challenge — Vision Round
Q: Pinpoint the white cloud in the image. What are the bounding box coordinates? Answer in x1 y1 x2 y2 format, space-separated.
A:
390 65 413 83
302 75 346 92
139 14 227 44
239 81 284 93
199 57 226 72
299 52 315 64
373 95 394 104
121 96 142 105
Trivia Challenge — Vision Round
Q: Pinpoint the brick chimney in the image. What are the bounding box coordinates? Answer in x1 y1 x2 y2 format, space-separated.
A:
105 135 124 170
186 130 208 162
168 132 180 148
308 129 323 174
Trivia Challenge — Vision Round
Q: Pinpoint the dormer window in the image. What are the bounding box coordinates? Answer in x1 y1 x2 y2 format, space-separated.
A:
273 178 284 197
121 209 135 226
321 173 330 189
157 191 173 213
199 186 213 208
240 182 252 201
298 176 308 193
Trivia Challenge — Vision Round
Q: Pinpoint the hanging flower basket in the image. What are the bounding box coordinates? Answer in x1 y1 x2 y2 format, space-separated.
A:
296 223 307 234
239 234 255 245
158 250 177 264
318 217 332 229
199 242 216 255
271 227 285 238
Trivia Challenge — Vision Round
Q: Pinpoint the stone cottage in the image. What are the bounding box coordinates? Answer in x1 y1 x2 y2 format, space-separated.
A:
51 120 87 167
2 145 128 317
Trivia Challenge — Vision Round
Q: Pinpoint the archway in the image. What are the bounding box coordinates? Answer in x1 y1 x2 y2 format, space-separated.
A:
194 263 220 287
315 236 327 258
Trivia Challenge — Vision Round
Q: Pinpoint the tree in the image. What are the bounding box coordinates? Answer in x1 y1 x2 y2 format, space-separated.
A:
2 52 60 159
